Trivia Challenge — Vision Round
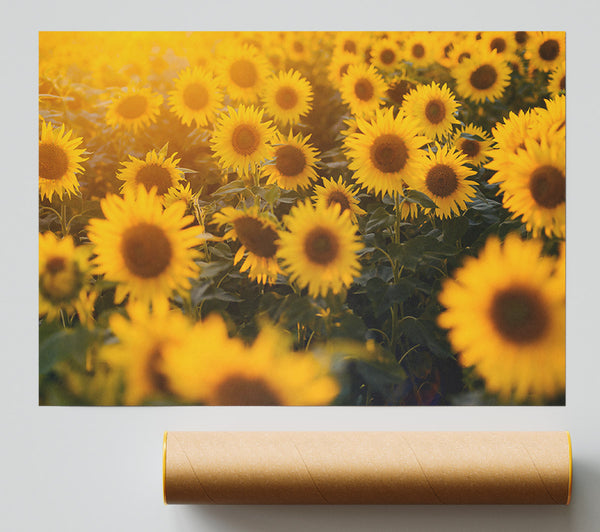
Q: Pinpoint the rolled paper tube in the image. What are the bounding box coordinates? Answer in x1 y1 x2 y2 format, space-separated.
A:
163 431 572 505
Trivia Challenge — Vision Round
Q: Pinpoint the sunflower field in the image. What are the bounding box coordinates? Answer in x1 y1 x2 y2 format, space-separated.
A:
39 31 565 406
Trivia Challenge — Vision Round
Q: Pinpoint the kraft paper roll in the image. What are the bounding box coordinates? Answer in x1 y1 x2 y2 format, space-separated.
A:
163 431 572 505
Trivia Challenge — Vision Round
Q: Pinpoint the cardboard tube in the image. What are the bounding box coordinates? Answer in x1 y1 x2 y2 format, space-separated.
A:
163 431 572 505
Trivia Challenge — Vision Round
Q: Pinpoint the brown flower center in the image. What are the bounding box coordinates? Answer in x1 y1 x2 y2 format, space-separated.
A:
147 346 170 394
231 125 260 155
529 165 565 209
412 43 425 59
40 259 81 303
425 164 458 198
275 145 306 177
343 40 357 54
121 223 172 278
182 82 209 110
386 79 416 105
469 64 498 90
354 78 374 101
232 216 278 258
339 63 350 78
425 99 446 124
46 256 66 274
326 191 351 213
515 31 528 45
380 49 396 65
458 52 471 63
369 134 408 173
135 164 173 195
559 76 566 91
275 86 298 110
304 226 339 266
490 286 549 344
39 143 69 181
460 139 481 158
539 39 560 61
229 59 258 88
490 38 507 53
293 41 304 53
214 375 282 405
116 94 148 119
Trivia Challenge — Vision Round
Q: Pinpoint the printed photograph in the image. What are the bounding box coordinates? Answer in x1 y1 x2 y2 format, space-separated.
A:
39 31 566 406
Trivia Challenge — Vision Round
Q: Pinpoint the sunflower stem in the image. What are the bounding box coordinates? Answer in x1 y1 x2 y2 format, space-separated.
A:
60 202 68 236
393 192 402 246
390 192 404 355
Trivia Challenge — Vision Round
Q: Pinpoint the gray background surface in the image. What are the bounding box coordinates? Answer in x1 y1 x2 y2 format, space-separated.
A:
2 1 599 530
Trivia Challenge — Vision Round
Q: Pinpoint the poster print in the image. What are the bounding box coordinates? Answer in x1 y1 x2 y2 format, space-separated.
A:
39 31 565 406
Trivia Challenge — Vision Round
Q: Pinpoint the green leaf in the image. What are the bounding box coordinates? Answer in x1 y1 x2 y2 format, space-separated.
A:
210 242 233 261
460 132 486 142
39 327 95 375
197 259 232 279
404 189 437 209
191 283 241 306
365 207 394 233
441 216 469 243
399 317 452 359
211 180 248 197
263 184 281 205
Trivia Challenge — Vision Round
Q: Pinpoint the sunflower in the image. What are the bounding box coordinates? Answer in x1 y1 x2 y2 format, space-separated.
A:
414 144 478 219
328 51 362 88
491 135 565 238
334 32 367 57
385 77 417 108
210 105 277 178
340 63 387 117
217 43 271 103
39 232 92 322
452 52 511 103
451 124 494 167
527 32 565 72
168 66 223 127
162 182 198 210
312 176 366 223
530 94 565 141
160 313 245 403
39 121 87 201
488 109 535 166
438 234 565 403
102 302 197 405
345 108 430 197
402 82 460 140
370 38 402 73
165 321 340 405
398 197 420 220
105 87 163 133
548 63 566 97
402 33 437 68
446 34 477 66
278 201 362 298
434 32 460 68
87 186 203 307
117 149 184 201
480 32 517 62
213 205 281 284
284 32 313 63
262 131 319 190
261 69 313 125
